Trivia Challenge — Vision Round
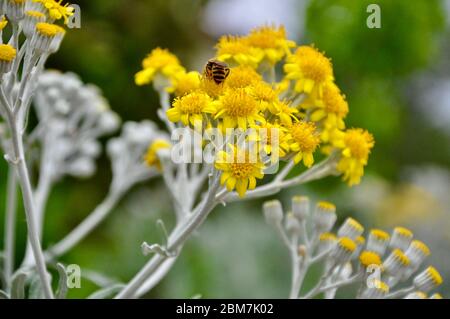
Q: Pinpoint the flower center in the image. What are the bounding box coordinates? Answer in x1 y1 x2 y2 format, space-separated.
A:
296 46 333 83
177 93 210 114
344 129 374 160
230 162 256 179
225 66 261 89
291 122 320 153
222 89 258 117
322 84 348 117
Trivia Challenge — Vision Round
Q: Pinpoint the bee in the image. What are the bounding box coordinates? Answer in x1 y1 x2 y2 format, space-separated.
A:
204 59 230 85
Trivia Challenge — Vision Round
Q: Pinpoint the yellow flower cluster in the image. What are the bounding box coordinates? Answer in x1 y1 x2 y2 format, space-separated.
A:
137 25 375 196
33 0 75 24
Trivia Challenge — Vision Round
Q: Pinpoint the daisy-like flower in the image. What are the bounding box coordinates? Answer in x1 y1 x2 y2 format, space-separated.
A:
167 91 215 126
215 35 263 68
135 48 185 86
250 122 291 158
167 70 201 97
284 45 334 98
268 100 299 126
31 0 74 24
246 25 295 66
144 139 172 171
334 128 375 186
224 65 262 89
213 88 265 129
215 144 265 197
248 81 279 112
288 121 321 167
307 82 349 142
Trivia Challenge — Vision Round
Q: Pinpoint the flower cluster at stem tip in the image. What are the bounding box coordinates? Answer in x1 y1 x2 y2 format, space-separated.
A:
136 25 375 197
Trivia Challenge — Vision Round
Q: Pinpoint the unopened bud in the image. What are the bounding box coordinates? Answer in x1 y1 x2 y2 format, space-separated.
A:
263 200 283 226
292 196 309 221
285 213 301 235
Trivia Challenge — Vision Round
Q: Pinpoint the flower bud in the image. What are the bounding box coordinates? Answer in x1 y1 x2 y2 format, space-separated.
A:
291 196 309 221
263 200 283 226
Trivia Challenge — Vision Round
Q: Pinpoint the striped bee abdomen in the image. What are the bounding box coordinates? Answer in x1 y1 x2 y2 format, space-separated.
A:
204 59 230 85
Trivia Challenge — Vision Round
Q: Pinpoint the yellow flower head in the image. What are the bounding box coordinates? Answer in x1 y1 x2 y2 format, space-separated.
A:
289 121 321 167
167 91 215 126
246 25 295 65
35 22 66 37
309 83 349 135
199 76 224 98
167 70 201 97
0 44 17 62
248 81 279 111
225 65 261 89
33 0 74 24
250 122 291 158
213 88 266 129
144 139 172 171
284 45 334 97
359 250 382 267
135 48 185 86
215 145 265 197
215 35 263 68
268 100 299 126
335 128 375 186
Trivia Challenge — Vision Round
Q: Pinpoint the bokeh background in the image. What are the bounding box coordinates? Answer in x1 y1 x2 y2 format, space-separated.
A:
1 0 450 298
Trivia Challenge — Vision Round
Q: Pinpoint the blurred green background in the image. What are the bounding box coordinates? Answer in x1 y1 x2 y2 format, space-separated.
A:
1 0 450 298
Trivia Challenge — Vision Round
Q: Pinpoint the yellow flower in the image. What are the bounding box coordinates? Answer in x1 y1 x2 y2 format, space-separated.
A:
215 145 265 197
33 0 74 24
216 35 263 68
135 48 185 86
167 91 215 126
167 70 201 97
248 81 279 111
307 82 349 142
144 139 172 171
268 100 299 126
289 121 321 167
224 65 262 89
0 16 8 31
284 45 334 97
335 128 375 186
250 122 291 158
246 25 295 65
213 88 265 129
199 77 225 99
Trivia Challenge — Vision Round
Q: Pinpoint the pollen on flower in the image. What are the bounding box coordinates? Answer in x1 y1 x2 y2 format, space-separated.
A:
321 82 349 118
392 249 410 266
225 65 261 89
295 46 333 83
167 91 215 126
215 35 263 68
338 237 357 252
410 240 430 256
0 44 17 62
394 227 413 238
320 232 337 241
370 229 390 241
359 250 382 267
426 266 443 285
317 201 335 211
35 22 65 37
214 88 265 129
33 0 75 24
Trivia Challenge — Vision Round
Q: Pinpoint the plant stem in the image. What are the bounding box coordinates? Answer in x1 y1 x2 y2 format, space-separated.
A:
8 118 54 299
115 174 221 299
3 165 18 292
